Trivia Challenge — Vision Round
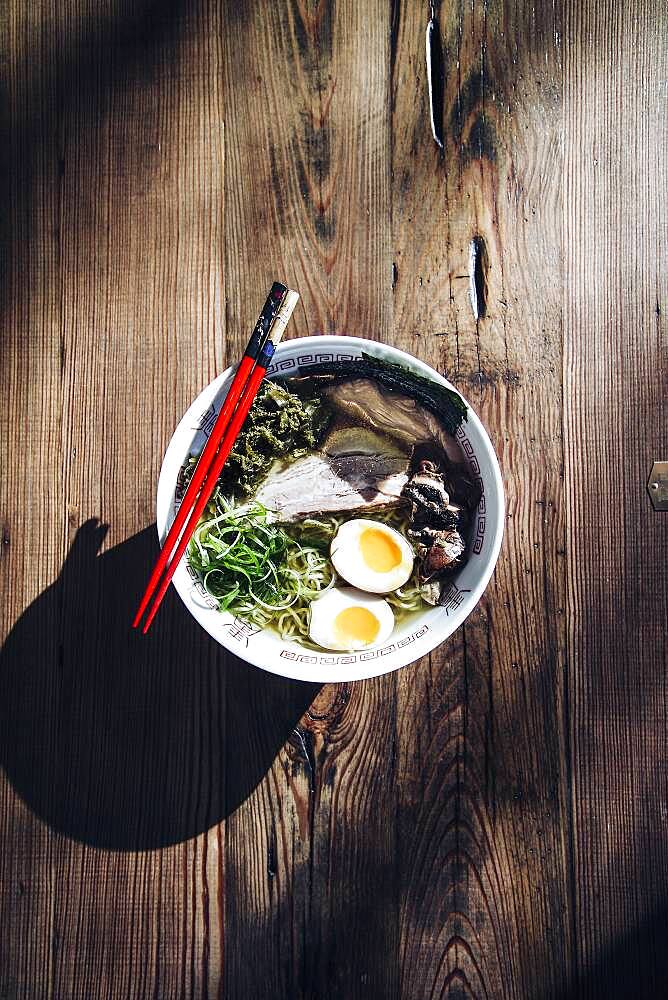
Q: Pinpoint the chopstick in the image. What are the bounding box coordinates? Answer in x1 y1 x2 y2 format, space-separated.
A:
133 285 299 633
132 282 287 631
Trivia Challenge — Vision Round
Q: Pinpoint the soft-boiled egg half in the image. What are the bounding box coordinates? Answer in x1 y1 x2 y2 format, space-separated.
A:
330 518 414 594
308 587 395 651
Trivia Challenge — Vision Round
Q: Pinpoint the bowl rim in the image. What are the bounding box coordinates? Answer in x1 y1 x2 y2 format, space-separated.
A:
156 335 505 683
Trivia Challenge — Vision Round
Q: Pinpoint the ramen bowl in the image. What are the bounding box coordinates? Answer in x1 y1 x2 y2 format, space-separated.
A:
156 336 504 682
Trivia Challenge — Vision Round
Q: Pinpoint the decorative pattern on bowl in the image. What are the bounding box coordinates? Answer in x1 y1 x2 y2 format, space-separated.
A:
157 337 504 683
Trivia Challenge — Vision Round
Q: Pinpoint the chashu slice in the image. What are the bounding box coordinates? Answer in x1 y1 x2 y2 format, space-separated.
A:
255 435 410 521
322 378 465 464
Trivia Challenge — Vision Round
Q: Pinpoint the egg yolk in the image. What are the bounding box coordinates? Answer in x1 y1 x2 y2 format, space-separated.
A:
359 528 402 574
334 606 380 645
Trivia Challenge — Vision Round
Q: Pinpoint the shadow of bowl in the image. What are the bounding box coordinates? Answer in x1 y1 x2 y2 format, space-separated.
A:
0 520 319 851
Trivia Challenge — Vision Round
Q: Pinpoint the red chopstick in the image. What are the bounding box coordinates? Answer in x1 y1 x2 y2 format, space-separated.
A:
132 283 286 630
132 286 299 634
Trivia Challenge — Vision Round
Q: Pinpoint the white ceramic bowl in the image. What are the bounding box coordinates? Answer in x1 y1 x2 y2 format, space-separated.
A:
157 336 504 682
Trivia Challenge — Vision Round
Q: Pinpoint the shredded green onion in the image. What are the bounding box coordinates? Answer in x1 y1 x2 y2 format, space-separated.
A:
187 497 336 632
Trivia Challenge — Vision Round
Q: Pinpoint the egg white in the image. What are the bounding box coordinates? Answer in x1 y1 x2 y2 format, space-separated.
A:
308 586 395 651
330 518 414 594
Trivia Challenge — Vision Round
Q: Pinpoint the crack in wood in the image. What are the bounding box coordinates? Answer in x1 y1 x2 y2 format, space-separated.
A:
469 234 488 320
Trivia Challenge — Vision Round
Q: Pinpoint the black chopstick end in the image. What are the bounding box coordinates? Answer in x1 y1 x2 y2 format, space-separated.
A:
245 282 288 360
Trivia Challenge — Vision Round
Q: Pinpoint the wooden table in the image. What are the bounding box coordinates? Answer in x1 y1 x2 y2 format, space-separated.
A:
1 1 666 997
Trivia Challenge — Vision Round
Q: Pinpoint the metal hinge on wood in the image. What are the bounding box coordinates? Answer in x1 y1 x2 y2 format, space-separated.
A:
647 462 668 511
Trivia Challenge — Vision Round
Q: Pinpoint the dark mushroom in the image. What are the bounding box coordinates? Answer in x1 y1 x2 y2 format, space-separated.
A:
401 457 476 604
420 529 466 575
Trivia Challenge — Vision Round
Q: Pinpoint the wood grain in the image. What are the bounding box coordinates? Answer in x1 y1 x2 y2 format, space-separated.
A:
221 4 399 997
392 2 571 997
563 3 668 996
221 0 391 342
0 0 666 998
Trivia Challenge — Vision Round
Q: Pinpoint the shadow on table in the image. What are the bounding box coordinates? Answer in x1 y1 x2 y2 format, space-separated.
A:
0 520 319 851
0 0 252 324
552 902 668 1000
0 0 178 321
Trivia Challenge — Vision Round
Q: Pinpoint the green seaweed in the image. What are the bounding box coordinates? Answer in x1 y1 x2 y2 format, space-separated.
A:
185 380 331 499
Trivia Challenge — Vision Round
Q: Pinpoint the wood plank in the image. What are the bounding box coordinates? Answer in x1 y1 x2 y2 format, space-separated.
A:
563 2 668 996
48 0 226 992
0 2 65 994
1 2 227 998
392 1 572 997
220 2 399 998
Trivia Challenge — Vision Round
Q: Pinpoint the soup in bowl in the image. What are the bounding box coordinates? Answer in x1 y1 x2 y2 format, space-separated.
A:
156 336 504 682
